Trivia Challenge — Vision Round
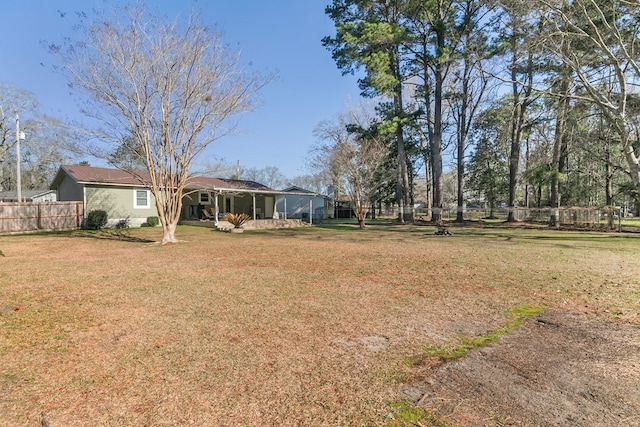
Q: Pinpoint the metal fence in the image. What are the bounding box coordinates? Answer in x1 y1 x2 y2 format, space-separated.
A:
361 205 639 232
0 202 84 234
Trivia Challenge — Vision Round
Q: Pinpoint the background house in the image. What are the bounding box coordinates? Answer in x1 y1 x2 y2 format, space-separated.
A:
333 195 355 219
0 189 57 203
275 186 333 223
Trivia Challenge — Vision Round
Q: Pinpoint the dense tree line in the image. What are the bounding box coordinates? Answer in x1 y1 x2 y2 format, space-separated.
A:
322 0 640 222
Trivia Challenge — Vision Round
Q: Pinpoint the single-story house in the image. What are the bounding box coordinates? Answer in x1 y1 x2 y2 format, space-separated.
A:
50 164 320 228
275 186 333 223
0 189 57 203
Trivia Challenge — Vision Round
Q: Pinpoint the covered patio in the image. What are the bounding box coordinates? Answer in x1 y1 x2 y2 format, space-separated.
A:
180 176 323 229
181 217 311 230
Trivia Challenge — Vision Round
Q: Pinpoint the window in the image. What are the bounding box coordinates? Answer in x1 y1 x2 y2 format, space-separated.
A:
134 189 150 209
199 192 210 205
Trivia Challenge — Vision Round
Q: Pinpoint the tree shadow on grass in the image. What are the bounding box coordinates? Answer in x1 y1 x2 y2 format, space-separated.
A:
51 229 156 244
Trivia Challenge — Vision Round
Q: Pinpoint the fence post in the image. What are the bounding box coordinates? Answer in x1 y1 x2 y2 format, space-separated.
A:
77 202 83 228
619 207 622 232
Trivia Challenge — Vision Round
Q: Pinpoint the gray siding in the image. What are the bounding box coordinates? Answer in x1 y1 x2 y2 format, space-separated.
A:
57 174 84 202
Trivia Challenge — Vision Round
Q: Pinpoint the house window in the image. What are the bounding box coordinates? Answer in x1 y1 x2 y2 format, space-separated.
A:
134 189 150 209
199 192 210 205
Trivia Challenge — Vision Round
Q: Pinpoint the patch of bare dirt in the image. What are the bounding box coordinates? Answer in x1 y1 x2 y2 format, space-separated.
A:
405 309 640 426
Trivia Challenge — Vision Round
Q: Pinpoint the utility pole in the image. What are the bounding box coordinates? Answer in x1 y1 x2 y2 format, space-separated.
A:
15 113 24 202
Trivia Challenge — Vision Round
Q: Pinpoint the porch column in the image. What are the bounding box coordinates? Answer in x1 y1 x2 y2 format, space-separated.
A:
252 193 256 220
283 197 287 220
309 197 313 223
273 196 279 218
214 192 219 226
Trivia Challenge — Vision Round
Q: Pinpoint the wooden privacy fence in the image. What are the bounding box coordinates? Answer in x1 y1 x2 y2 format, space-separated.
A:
0 202 84 233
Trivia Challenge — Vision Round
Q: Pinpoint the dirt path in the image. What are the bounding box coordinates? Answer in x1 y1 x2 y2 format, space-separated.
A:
407 310 640 426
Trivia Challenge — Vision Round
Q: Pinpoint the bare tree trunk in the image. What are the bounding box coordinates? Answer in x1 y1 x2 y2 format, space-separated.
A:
453 3 487 223
153 187 182 244
622 137 640 188
430 28 445 223
550 55 571 227
394 92 411 224
396 161 404 222
524 135 530 209
456 150 464 222
508 104 524 221
431 126 443 222
507 51 534 222
454 59 467 223
161 220 178 244
424 155 432 219
0 128 9 191
605 140 614 206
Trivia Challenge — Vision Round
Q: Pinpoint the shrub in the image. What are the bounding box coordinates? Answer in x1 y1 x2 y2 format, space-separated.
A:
115 217 130 229
223 213 251 228
146 216 159 227
86 210 108 229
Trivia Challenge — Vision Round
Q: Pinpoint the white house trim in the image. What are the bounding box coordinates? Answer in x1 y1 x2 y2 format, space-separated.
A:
133 189 151 209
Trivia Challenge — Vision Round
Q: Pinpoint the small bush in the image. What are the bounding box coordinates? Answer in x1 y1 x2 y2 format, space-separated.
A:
146 216 159 227
115 217 130 229
86 210 108 230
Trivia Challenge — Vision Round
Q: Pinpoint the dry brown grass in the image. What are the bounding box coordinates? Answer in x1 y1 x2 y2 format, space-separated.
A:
1 223 638 426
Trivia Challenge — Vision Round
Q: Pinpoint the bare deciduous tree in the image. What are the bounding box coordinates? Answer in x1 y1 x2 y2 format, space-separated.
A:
53 4 272 243
543 0 640 195
1 83 71 192
314 104 389 229
241 166 288 190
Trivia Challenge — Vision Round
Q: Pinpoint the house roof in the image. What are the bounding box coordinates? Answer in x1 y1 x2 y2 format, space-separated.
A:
50 164 278 194
280 185 332 199
189 176 275 192
282 185 314 194
51 164 152 188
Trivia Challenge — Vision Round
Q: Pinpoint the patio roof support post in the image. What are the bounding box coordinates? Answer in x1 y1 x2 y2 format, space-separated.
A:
309 197 313 223
252 192 256 220
274 196 279 218
283 197 287 220
214 191 219 226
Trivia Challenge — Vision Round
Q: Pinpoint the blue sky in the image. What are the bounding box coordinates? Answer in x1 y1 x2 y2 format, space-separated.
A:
0 0 363 178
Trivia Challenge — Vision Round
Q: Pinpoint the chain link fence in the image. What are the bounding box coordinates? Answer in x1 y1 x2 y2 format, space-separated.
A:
349 205 639 232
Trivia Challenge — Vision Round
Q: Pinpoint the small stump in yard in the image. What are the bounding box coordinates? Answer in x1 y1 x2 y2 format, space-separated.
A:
435 221 453 236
